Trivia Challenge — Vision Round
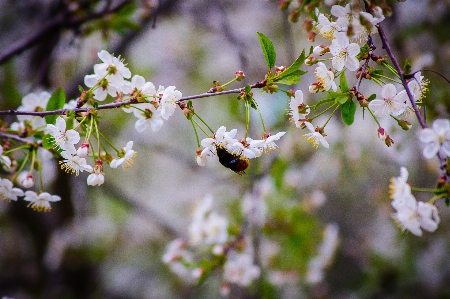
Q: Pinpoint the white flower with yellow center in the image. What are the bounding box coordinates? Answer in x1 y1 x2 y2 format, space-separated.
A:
329 32 360 71
303 122 329 149
23 191 61 212
110 141 137 169
46 116 80 154
309 62 337 93
368 84 408 118
418 119 450 159
59 151 93 176
289 90 310 128
0 178 24 202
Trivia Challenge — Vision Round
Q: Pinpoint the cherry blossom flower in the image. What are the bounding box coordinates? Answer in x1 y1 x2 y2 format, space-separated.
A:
0 178 24 202
87 161 105 186
316 13 340 40
303 122 329 148
329 32 360 71
368 84 408 118
160 86 182 120
289 90 310 128
389 167 440 236
223 251 260 286
131 103 164 132
188 194 229 246
110 141 137 169
59 151 93 176
17 91 51 130
309 62 337 93
95 50 131 87
162 238 195 282
230 138 263 159
76 143 90 158
261 132 286 152
23 191 61 212
46 116 80 154
418 119 450 159
198 126 239 163
0 147 11 171
124 75 156 99
84 70 121 101
331 4 365 40
18 172 34 188
360 6 385 27
389 166 411 207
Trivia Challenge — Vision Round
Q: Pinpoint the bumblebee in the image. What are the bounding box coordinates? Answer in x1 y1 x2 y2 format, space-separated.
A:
215 145 249 174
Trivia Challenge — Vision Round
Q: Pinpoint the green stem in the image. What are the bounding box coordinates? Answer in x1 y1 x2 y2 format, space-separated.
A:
192 119 210 137
190 119 201 148
12 150 31 182
244 99 250 139
367 107 381 127
98 130 119 153
309 103 337 121
193 112 214 134
321 104 340 129
375 74 402 85
411 187 443 193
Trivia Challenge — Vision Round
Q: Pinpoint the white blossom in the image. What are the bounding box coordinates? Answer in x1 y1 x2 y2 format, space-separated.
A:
23 190 61 212
46 116 80 154
17 91 51 130
368 84 408 118
329 32 360 71
223 251 260 286
418 119 450 159
59 151 93 176
110 141 137 169
160 86 182 120
289 90 310 128
303 122 329 148
309 62 337 93
0 178 24 202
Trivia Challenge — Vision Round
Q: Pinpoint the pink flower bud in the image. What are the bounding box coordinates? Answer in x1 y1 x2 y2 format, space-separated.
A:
20 172 34 188
377 127 386 140
77 143 90 158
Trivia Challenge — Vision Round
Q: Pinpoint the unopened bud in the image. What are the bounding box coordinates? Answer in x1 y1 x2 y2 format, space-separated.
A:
77 91 88 108
377 127 386 140
19 172 34 188
313 45 329 56
275 66 286 75
289 9 300 23
305 56 317 66
385 135 394 147
303 19 314 32
307 31 317 42
235 70 245 81
398 119 412 131
77 143 90 158
278 0 291 10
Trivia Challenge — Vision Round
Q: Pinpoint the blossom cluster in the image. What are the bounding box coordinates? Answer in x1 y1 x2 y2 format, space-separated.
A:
162 194 261 291
196 126 285 171
389 167 440 236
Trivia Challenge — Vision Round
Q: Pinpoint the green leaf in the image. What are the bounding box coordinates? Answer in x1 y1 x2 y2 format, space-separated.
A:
45 87 66 125
314 97 336 110
273 48 309 81
257 32 276 69
339 72 349 92
341 100 357 125
335 95 349 104
403 59 412 75
275 70 306 85
368 93 376 101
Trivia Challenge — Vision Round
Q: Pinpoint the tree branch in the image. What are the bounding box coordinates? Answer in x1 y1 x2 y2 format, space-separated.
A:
0 0 132 65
